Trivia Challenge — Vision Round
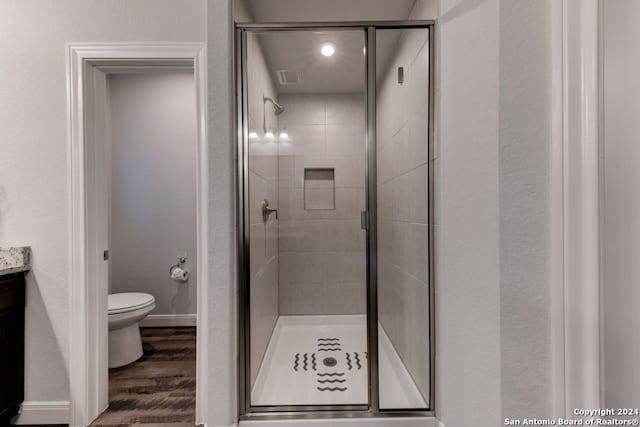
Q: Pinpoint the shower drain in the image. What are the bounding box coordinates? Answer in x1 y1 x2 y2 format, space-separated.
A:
323 357 337 367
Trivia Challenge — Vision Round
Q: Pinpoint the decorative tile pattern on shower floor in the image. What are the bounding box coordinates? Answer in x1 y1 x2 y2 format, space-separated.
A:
293 337 367 394
252 315 368 406
251 315 428 408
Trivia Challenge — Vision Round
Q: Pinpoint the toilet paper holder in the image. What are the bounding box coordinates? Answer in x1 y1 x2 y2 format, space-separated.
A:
169 256 189 282
169 256 186 274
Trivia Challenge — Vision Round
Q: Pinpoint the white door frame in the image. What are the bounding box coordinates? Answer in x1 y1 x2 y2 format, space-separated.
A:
66 43 208 427
562 0 602 415
550 0 602 418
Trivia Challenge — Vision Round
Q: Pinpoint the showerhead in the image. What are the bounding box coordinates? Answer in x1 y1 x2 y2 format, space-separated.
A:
273 103 285 115
263 95 285 116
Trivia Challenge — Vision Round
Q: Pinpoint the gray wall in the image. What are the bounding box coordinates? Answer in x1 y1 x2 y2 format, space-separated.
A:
602 0 640 410
108 72 197 317
247 33 280 387
376 28 430 403
0 0 205 405
277 93 367 315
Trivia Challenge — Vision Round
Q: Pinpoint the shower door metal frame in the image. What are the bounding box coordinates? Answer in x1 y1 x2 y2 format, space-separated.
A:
236 21 436 421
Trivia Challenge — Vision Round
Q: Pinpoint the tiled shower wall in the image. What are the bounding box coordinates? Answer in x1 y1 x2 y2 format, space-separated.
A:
277 93 367 315
247 34 279 386
376 29 431 400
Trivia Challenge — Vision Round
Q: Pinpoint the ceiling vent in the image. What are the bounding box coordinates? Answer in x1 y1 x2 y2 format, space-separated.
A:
277 70 303 85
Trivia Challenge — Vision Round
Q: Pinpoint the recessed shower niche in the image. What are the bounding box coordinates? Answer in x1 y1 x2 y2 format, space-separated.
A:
237 23 434 418
304 168 335 210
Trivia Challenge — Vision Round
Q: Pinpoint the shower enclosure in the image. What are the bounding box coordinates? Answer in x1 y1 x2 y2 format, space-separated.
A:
237 22 434 419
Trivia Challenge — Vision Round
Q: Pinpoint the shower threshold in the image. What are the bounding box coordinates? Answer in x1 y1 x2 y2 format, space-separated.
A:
251 315 427 408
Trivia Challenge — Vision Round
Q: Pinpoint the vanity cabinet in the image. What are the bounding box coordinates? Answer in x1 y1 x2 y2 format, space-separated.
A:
0 273 25 424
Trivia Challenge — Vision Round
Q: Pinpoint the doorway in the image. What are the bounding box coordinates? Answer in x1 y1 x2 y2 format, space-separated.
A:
67 45 208 426
91 69 197 424
237 23 434 419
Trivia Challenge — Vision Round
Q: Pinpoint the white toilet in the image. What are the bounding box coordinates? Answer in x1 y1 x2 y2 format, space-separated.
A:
108 292 156 369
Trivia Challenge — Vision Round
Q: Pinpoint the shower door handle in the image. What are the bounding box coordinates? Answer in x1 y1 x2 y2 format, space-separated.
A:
361 210 369 230
262 199 278 222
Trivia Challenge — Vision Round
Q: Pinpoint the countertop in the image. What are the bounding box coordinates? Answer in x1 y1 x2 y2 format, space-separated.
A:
0 247 31 275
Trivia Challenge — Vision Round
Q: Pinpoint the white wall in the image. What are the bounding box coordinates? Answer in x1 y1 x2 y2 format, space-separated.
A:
602 0 640 409
498 1 553 420
436 0 554 425
0 0 561 424
108 72 197 317
235 0 437 22
277 93 367 316
376 28 430 404
205 1 238 424
0 0 205 406
436 0 502 424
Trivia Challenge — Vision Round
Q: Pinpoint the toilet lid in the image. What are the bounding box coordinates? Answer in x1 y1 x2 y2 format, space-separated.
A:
108 292 155 314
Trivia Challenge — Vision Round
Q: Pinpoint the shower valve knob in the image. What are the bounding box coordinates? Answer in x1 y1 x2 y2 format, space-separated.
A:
261 199 278 222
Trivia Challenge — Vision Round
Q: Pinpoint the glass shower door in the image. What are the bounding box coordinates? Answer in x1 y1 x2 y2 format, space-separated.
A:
242 28 369 409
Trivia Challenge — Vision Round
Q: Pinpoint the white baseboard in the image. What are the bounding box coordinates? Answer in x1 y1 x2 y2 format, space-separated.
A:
140 313 197 327
11 400 70 425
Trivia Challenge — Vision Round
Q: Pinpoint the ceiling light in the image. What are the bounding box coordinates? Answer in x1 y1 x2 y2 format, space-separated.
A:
320 42 336 57
279 131 289 140
265 130 275 139
249 131 258 139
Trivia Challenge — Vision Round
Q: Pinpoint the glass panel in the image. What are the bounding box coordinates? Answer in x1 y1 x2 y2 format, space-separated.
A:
376 28 431 410
245 29 368 408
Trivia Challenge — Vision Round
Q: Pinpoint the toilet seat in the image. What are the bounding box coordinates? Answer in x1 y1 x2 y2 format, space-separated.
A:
108 292 155 315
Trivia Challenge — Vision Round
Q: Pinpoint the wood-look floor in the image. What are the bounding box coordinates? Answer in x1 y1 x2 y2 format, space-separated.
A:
90 327 197 427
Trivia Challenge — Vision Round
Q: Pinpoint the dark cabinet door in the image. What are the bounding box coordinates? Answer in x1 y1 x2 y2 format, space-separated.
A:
0 274 25 424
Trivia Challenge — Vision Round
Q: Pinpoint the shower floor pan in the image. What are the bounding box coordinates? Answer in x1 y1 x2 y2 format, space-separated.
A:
251 315 427 408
